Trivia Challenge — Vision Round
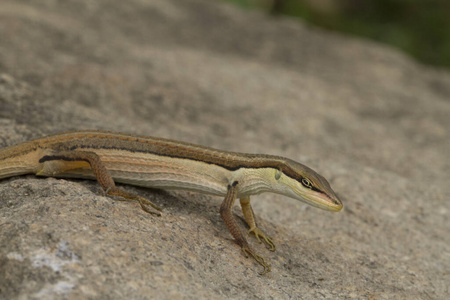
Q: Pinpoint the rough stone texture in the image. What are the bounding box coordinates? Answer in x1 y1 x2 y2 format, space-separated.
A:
0 0 449 299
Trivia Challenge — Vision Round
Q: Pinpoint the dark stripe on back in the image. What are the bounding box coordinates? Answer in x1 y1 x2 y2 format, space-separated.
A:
36 131 322 189
46 133 311 182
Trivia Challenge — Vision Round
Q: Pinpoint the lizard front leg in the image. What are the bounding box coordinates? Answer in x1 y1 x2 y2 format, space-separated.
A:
220 181 271 275
240 196 275 251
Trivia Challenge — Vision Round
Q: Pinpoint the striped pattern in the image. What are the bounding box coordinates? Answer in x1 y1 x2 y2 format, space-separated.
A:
0 130 341 207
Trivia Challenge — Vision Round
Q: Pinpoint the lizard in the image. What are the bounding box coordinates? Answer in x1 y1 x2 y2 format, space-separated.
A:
0 130 343 274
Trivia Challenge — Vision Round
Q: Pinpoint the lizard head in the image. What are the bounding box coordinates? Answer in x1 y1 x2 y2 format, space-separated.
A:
273 159 343 212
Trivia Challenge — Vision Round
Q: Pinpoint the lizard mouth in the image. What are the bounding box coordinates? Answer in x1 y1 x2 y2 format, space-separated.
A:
304 192 343 212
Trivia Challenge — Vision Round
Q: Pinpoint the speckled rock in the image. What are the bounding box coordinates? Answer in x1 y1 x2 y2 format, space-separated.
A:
0 0 449 299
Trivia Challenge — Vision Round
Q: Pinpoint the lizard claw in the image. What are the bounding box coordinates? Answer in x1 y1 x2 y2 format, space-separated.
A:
247 227 276 252
242 247 271 275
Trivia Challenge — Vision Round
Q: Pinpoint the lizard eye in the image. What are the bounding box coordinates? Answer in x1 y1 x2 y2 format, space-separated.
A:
301 178 312 189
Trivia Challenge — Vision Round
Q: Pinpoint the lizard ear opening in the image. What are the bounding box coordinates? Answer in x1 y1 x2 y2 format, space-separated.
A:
275 169 281 180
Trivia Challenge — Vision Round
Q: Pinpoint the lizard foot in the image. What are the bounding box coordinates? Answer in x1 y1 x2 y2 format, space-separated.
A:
242 247 271 275
247 227 276 251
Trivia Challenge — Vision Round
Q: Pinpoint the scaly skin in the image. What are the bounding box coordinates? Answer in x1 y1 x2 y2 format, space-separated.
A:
0 130 343 273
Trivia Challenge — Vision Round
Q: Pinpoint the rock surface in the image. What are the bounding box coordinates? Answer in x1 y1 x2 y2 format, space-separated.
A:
1 0 449 299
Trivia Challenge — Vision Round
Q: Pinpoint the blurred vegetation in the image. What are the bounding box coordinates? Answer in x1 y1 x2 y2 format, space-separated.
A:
224 0 450 68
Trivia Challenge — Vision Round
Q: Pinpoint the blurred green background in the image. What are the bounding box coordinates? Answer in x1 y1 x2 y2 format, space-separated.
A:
224 0 450 69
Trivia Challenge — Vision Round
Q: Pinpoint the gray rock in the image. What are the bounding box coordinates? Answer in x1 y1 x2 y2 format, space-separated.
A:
0 0 449 299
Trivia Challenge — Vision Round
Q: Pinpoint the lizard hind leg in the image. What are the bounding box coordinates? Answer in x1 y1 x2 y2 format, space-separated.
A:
38 150 161 215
